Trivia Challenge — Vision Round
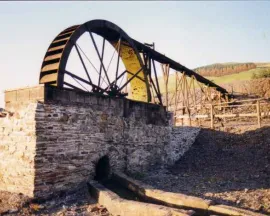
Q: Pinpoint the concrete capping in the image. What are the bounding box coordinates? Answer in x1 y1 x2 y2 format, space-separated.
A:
88 180 195 216
43 85 167 125
43 85 164 110
4 85 44 92
5 85 45 104
112 173 267 216
4 85 164 110
4 85 167 125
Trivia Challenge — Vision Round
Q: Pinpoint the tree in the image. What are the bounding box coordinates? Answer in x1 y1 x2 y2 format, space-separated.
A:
252 69 270 79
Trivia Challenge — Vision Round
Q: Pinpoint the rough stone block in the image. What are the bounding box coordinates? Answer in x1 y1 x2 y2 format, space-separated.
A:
88 180 194 216
29 86 45 101
113 172 211 212
208 205 265 216
16 89 30 102
76 93 85 103
5 90 17 103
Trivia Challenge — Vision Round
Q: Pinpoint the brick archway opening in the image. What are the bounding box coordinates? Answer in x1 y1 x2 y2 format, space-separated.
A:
94 155 110 182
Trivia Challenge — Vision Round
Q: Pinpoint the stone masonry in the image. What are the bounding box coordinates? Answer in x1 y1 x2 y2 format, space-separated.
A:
0 85 200 198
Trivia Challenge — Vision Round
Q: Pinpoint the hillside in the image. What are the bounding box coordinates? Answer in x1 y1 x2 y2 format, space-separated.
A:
157 62 270 94
206 67 268 85
194 62 256 77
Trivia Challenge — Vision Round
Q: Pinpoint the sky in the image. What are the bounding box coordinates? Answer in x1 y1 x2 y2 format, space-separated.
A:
0 1 270 107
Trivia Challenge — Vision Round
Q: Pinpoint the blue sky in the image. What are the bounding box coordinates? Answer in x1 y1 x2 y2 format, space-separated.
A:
0 1 269 107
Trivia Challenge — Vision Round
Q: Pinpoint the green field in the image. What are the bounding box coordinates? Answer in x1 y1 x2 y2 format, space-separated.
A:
206 63 270 85
205 68 262 85
157 63 270 93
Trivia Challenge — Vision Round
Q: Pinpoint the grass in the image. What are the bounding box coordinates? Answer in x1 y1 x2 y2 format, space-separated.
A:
157 64 270 93
206 68 258 84
206 67 270 85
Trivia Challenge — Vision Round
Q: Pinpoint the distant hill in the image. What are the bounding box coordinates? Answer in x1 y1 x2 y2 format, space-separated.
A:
194 62 256 77
255 62 270 68
157 62 270 94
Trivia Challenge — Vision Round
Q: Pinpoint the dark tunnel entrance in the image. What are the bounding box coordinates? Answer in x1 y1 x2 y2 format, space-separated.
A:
94 155 110 182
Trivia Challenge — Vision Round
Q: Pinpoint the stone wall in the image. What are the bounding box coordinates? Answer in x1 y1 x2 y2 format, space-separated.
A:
0 102 37 197
0 85 200 199
164 127 201 166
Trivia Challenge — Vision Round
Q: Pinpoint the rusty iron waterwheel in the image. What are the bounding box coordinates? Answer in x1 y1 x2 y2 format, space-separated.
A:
40 20 151 101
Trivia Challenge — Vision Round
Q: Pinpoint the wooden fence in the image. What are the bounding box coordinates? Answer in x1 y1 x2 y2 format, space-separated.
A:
174 98 270 129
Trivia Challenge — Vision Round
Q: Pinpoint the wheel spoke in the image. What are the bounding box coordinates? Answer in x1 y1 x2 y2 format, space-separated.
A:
100 39 120 87
115 37 122 84
119 68 143 92
107 39 120 71
76 43 109 86
64 81 88 92
65 70 92 87
65 70 106 94
88 30 111 86
104 70 127 91
126 71 145 83
98 38 105 87
72 75 90 92
74 43 92 84
119 72 126 88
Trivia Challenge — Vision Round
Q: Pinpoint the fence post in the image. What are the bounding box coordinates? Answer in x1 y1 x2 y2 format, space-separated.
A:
174 111 176 126
188 111 191 126
223 107 226 123
257 100 261 128
210 104 214 129
218 92 222 111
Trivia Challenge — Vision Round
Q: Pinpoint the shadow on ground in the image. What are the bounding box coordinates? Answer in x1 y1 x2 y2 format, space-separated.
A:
142 126 270 214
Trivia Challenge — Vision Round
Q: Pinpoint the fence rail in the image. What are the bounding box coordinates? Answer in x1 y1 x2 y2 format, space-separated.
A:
174 98 270 129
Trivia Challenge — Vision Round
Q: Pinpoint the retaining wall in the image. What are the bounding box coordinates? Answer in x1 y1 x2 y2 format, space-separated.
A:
0 85 200 198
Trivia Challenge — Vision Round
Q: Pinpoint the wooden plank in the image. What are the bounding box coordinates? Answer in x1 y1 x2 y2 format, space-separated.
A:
211 97 266 106
40 73 58 83
210 104 214 129
44 53 62 61
48 45 65 52
176 115 209 119
215 113 257 118
216 104 256 109
41 63 59 72
52 37 69 44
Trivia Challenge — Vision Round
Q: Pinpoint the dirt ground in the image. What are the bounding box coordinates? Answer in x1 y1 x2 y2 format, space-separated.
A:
142 126 270 215
1 126 269 215
0 185 111 216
